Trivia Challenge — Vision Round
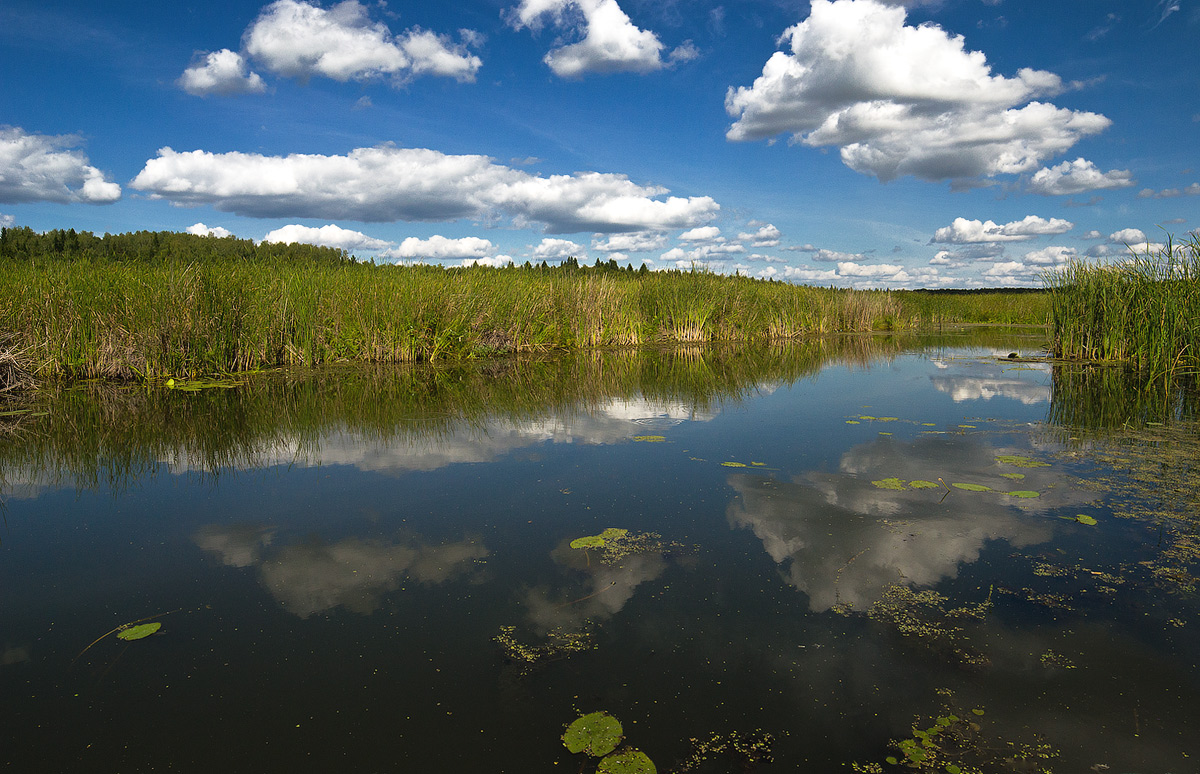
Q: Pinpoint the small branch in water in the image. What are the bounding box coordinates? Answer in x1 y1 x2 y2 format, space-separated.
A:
558 581 617 609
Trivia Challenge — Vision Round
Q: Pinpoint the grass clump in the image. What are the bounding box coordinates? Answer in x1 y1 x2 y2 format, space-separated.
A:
1045 233 1200 377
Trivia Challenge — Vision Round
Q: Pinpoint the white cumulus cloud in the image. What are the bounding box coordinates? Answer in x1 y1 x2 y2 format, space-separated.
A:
509 0 687 77
0 126 121 204
533 237 586 259
130 145 719 234
932 215 1073 243
263 223 391 251
381 235 496 261
187 222 234 238
678 225 722 242
1022 245 1077 265
462 255 515 268
738 223 781 246
240 0 481 85
592 232 668 252
178 49 267 96
1028 158 1134 195
725 0 1110 184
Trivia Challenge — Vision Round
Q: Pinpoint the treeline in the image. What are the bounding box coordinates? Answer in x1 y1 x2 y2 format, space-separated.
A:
0 226 355 265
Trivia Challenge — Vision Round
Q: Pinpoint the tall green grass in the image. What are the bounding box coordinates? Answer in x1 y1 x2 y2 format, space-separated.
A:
0 229 1058 382
0 254 924 380
1045 234 1200 376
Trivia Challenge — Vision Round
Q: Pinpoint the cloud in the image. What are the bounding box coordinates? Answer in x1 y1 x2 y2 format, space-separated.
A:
932 215 1073 244
0 126 121 204
509 0 688 77
738 223 781 247
532 237 586 259
240 0 481 85
592 231 668 252
462 254 515 267
178 49 267 96
678 225 722 242
381 235 496 261
1108 227 1146 244
1021 245 1077 265
187 222 234 238
1138 182 1200 198
0 214 14 228
811 248 865 263
130 145 719 234
725 0 1110 184
1028 158 1134 195
263 223 392 250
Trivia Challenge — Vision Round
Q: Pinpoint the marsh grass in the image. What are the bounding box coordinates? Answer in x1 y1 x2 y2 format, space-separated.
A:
0 229 1059 382
0 253 925 380
1045 234 1200 376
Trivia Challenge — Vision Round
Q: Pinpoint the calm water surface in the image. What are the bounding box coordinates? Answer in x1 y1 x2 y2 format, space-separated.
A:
1 333 1196 773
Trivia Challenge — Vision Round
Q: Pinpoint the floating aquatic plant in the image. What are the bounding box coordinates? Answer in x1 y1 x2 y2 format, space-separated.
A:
1007 490 1040 498
852 691 1058 774
597 749 656 774
495 624 595 668
571 528 628 550
908 480 940 490
721 461 747 467
871 477 907 490
568 528 685 566
116 623 161 641
951 483 992 492
563 712 624 757
632 435 665 443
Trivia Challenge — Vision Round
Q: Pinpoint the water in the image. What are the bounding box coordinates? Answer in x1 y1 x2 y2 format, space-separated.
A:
1 332 1196 773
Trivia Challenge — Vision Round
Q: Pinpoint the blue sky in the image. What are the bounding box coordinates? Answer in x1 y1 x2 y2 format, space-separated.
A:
1 0 1197 287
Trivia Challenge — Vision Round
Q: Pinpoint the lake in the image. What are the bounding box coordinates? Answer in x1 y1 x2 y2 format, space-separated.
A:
1 330 1196 773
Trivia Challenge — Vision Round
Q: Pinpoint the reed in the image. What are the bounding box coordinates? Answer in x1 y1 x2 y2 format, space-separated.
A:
0 228 1052 382
1045 234 1200 376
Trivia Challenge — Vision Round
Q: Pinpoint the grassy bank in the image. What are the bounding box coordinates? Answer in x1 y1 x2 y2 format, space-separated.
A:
0 227 1050 381
1046 234 1200 376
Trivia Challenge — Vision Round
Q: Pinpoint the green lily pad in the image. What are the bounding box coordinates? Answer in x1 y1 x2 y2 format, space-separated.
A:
1007 490 1040 498
563 712 623 757
570 528 628 550
632 436 665 443
908 480 941 489
845 420 861 425
721 461 747 467
951 483 992 492
995 455 1049 468
117 622 161 641
1000 472 1026 480
871 477 907 490
1074 514 1097 526
598 749 657 774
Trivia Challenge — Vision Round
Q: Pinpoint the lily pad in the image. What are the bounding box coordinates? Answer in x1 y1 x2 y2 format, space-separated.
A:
598 749 657 774
1000 472 1026 480
951 483 992 492
570 528 628 550
908 480 941 490
632 436 665 443
845 420 861 425
563 712 623 757
1007 490 1040 498
1074 514 1098 526
995 455 1049 468
117 622 161 641
871 477 907 490
721 461 747 468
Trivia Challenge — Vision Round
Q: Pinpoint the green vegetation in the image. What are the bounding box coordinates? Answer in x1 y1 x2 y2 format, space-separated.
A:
852 693 1057 773
0 227 1051 383
1045 233 1200 376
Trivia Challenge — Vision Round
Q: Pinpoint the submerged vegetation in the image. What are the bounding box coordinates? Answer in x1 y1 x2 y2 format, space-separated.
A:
0 227 1051 383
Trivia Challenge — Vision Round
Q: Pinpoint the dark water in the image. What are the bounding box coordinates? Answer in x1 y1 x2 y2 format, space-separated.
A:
1 332 1196 773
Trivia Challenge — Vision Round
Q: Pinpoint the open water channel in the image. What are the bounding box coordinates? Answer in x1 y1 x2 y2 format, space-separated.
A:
0 330 1196 773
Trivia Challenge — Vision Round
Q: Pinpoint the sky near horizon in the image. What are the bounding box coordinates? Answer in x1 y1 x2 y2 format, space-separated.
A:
1 0 1197 287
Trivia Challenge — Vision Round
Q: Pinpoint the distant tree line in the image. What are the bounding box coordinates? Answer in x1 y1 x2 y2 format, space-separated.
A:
0 226 355 265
